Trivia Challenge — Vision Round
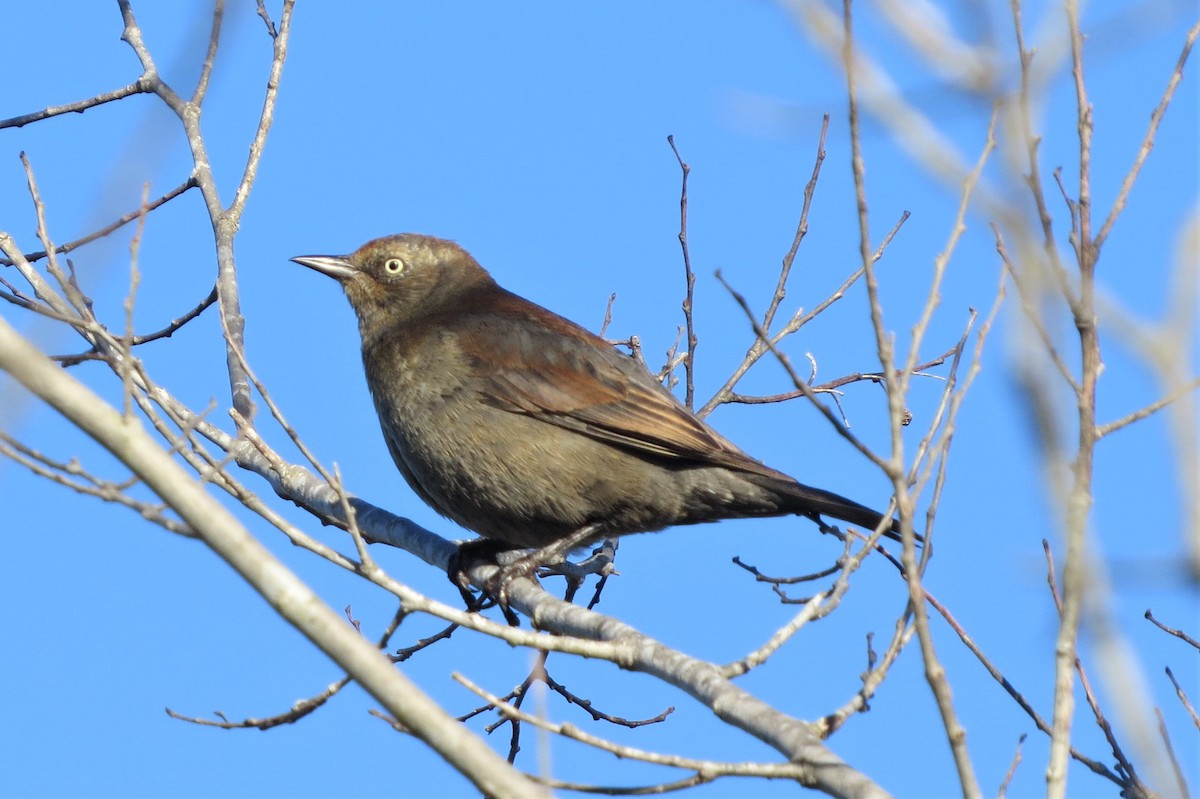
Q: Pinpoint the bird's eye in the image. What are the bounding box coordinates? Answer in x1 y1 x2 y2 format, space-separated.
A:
383 258 406 275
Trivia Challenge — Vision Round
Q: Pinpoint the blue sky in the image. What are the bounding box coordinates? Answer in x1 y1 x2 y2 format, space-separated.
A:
2 2 1197 797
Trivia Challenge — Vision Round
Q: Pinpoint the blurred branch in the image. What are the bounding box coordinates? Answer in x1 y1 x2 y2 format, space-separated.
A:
841 3 975 796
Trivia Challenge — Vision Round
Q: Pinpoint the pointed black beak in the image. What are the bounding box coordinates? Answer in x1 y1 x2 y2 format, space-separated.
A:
291 254 359 281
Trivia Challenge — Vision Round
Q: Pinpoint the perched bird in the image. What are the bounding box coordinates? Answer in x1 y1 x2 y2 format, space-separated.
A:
292 234 905 555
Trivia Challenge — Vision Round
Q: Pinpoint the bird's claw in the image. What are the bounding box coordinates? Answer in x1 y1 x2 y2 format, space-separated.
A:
448 525 606 625
447 538 535 626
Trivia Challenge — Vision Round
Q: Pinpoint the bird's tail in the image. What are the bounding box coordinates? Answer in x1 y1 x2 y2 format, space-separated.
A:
752 474 919 544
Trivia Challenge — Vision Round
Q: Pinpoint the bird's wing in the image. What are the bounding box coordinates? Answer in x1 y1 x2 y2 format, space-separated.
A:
463 300 783 478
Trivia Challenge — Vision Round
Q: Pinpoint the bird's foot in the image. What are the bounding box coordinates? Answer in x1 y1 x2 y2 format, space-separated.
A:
448 525 605 625
448 538 547 626
489 524 606 615
447 538 516 620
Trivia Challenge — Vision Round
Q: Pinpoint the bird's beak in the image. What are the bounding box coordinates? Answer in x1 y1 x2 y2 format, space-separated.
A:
291 254 359 281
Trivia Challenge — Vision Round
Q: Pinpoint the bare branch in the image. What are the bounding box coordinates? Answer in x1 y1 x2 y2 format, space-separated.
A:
1144 610 1200 651
1 178 197 267
1096 377 1200 439
997 735 1027 799
1163 668 1200 731
228 0 295 221
454 672 810 784
763 114 830 333
255 0 279 38
0 79 153 130
1093 21 1200 251
923 588 1122 784
666 134 697 408
166 676 351 730
191 0 225 106
0 431 193 537
0 312 546 799
716 269 888 472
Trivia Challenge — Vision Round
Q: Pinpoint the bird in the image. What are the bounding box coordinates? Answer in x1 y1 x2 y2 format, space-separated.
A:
292 233 908 559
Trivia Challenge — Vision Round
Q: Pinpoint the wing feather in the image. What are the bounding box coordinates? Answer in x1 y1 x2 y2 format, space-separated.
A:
459 296 786 479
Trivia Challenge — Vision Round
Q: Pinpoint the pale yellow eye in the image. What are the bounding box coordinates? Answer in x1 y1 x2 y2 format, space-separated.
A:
383 258 406 275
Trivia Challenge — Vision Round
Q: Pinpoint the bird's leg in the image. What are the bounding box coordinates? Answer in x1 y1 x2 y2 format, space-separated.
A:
504 523 605 583
488 524 604 624
449 525 605 626
447 537 515 612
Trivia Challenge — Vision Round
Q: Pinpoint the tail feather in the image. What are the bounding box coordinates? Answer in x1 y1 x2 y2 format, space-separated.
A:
755 475 919 544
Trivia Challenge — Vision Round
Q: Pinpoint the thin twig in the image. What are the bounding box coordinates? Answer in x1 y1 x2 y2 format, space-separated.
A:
923 588 1121 783
191 0 225 106
1154 706 1191 799
1144 610 1200 650
0 179 195 266
53 286 218 366
997 735 1027 799
454 672 807 782
725 345 958 406
992 225 1080 391
764 115 830 334
166 606 405 730
0 79 153 130
666 135 697 408
1096 377 1200 438
166 676 352 730
0 432 193 537
255 0 279 37
122 183 152 418
716 270 888 471
1163 667 1200 730
1093 22 1200 250
20 154 93 322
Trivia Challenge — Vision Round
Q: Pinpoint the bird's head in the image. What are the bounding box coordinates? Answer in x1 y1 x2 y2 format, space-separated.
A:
292 233 497 342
